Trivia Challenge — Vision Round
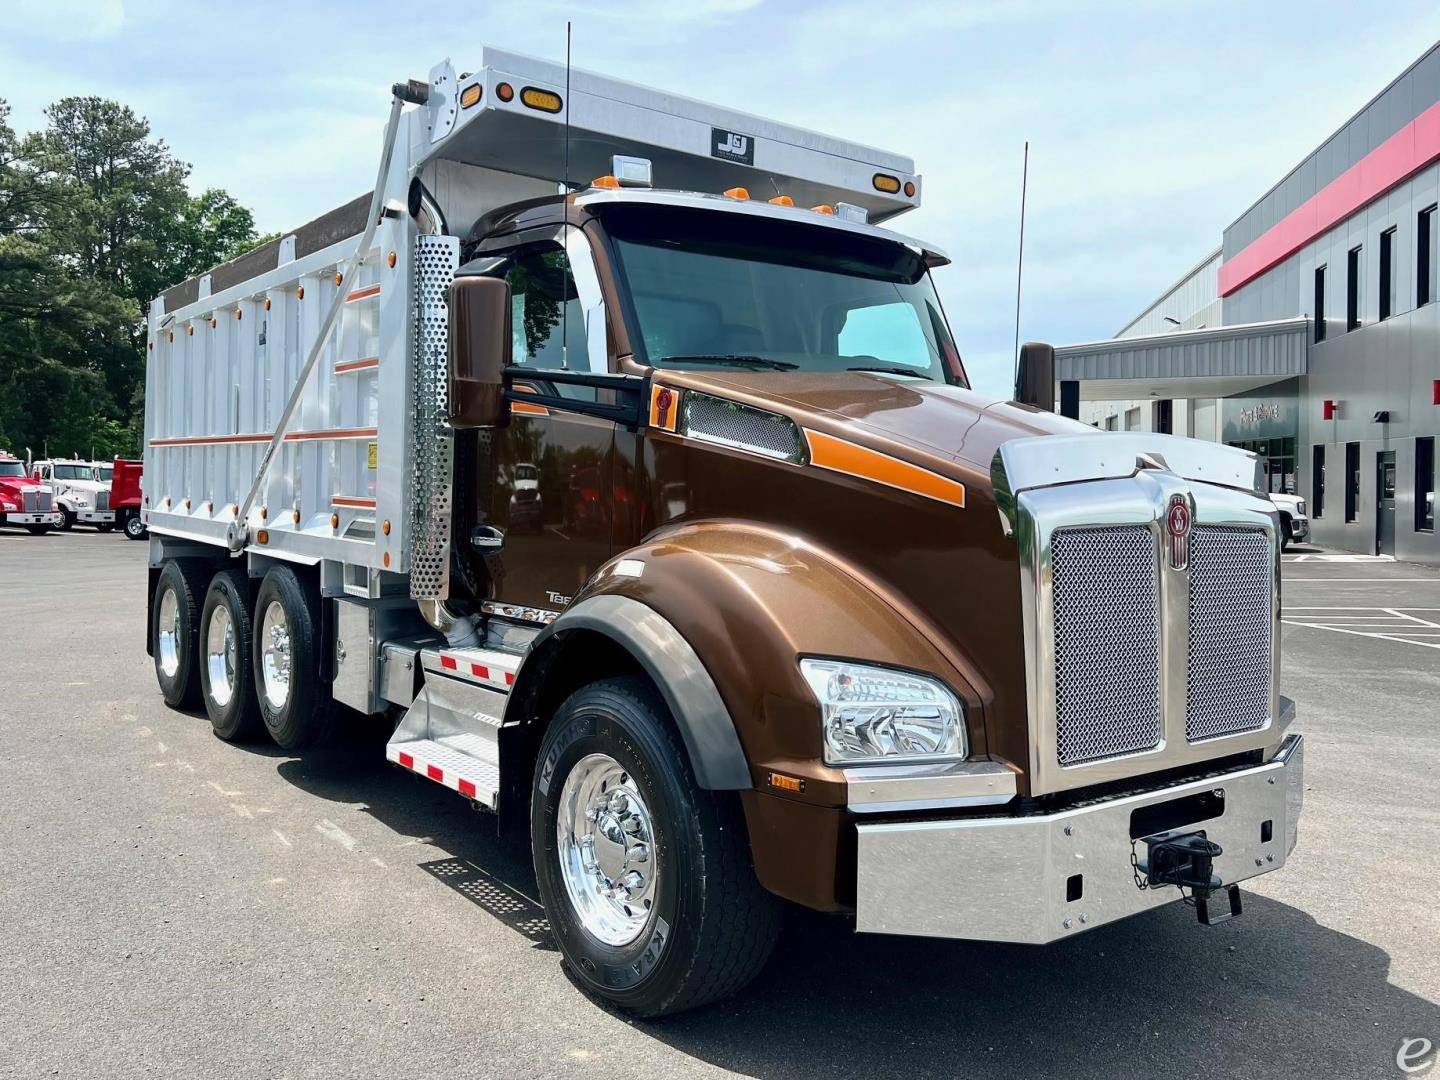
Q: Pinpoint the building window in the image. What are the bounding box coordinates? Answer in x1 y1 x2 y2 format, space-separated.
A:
1345 441 1360 522
1314 265 1326 342
1124 406 1141 431
1104 415 1117 431
1379 227 1396 320
1419 436 1436 533
1420 205 1438 307
1346 245 1362 331
1312 445 1325 518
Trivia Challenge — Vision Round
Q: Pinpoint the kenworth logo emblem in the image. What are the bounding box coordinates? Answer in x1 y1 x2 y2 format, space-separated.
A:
1167 493 1192 570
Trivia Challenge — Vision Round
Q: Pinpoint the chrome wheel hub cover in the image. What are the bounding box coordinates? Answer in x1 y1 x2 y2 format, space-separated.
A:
156 586 181 678
557 753 658 947
205 605 236 708
260 600 292 710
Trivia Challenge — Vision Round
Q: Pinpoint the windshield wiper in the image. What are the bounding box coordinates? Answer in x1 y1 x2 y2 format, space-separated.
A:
846 364 933 380
658 354 799 371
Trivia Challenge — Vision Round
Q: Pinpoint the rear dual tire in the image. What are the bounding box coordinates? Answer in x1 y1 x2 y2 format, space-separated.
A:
252 566 333 750
200 569 262 741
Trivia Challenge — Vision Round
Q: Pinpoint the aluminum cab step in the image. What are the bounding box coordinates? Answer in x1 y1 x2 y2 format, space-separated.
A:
387 732 502 810
386 645 520 812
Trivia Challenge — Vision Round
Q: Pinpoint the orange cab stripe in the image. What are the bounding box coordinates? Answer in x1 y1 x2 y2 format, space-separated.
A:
803 429 966 508
512 401 550 417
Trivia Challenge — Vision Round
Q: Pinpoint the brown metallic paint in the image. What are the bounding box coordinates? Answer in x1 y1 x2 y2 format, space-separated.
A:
463 200 1095 910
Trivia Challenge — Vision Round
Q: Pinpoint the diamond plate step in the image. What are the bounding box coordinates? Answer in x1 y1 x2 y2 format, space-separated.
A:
387 732 501 810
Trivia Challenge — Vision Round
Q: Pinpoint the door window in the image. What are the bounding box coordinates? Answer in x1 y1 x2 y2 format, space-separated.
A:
505 244 596 400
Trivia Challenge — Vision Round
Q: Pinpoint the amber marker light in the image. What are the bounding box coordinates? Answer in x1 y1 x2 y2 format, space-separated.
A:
382 551 391 568
333 272 343 286
723 187 750 200
591 174 621 190
330 513 339 530
768 195 794 206
872 173 901 194
257 529 269 545
904 180 916 197
768 772 805 794
496 81 514 102
811 204 835 215
296 285 305 299
520 87 562 113
382 519 391 536
387 251 397 268
459 83 482 109
264 298 272 311
234 308 242 320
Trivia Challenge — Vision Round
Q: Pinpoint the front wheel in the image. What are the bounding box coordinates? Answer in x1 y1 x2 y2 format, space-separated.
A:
1280 516 1293 551
532 677 781 1017
122 510 147 540
58 508 75 531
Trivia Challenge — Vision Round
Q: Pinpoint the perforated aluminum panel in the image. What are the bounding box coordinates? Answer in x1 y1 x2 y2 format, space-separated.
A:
1187 526 1273 741
409 234 460 600
1051 526 1161 766
681 392 803 462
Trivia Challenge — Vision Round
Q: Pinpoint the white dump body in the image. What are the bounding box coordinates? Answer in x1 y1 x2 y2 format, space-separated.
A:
142 45 923 583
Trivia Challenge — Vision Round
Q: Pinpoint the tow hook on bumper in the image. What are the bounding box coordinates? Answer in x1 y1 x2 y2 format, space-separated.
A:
854 734 1303 943
1135 831 1241 926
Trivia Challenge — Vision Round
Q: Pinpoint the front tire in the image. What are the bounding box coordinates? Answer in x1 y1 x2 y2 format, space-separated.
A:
200 569 261 741
532 677 781 1017
152 559 210 709
96 521 115 533
25 524 51 535
58 508 75 531
122 510 147 540
252 566 332 750
1280 516 1293 550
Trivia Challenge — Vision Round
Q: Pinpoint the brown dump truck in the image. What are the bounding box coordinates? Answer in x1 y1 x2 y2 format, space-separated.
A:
142 49 1303 1016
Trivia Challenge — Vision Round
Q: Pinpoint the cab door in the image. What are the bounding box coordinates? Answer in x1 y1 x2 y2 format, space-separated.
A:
461 228 617 616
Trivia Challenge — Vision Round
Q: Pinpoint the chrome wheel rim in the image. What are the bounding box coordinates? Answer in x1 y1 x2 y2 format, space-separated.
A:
205 604 236 708
556 753 658 947
156 586 181 678
260 600 292 710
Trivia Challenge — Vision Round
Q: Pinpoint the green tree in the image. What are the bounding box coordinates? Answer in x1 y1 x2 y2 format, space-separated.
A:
0 96 262 459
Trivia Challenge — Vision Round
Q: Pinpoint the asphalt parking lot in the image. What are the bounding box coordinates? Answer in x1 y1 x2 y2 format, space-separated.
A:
1 532 1438 1079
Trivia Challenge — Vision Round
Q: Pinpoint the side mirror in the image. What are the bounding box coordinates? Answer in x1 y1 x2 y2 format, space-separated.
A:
448 275 512 428
1013 341 1056 412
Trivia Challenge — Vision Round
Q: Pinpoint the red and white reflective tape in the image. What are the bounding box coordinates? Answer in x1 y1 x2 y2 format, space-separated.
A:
386 744 478 800
436 650 517 692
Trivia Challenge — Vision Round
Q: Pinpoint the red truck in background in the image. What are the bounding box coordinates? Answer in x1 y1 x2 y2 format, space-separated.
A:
0 452 63 534
110 458 145 540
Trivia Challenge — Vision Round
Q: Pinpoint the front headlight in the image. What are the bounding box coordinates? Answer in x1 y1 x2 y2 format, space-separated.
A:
800 659 966 766
1296 499 1307 517
70 492 89 507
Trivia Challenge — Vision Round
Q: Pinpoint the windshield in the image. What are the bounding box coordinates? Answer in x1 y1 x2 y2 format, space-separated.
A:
96 467 112 482
515 465 538 481
603 205 965 385
52 464 89 480
0 462 23 478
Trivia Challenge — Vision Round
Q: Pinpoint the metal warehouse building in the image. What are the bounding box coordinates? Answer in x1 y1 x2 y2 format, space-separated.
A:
1058 42 1440 564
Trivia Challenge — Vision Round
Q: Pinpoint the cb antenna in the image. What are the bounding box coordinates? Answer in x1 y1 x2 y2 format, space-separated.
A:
560 20 573 370
563 20 572 192
1012 140 1029 383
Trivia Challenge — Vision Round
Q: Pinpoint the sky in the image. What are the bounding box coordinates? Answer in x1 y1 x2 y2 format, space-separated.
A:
4 1 1438 397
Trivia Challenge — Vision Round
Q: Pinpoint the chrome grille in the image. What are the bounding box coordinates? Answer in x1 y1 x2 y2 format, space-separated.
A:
1187 526 1273 741
96 491 109 512
681 392 803 462
24 491 52 513
1051 526 1161 766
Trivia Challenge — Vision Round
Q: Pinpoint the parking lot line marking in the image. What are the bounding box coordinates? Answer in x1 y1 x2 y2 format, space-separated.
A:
1283 620 1440 649
1385 608 1440 627
315 819 357 851
1285 578 1440 582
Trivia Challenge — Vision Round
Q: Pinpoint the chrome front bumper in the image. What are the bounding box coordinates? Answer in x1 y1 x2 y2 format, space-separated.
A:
76 509 115 524
1290 515 1310 540
1 511 63 526
855 734 1304 944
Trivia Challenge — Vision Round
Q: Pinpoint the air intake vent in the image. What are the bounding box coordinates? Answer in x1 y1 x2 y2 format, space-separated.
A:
681 393 805 463
1051 526 1161 766
1187 526 1272 741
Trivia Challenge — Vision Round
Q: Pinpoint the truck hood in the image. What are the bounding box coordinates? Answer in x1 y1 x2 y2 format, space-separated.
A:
53 479 108 494
661 370 1092 480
